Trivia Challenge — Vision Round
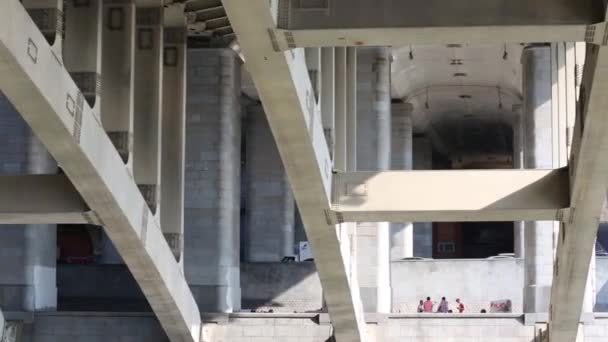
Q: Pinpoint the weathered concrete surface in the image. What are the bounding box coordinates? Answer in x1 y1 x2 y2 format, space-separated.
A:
21 312 169 342
222 1 367 340
0 2 201 341
160 22 187 259
549 41 608 341
273 0 596 47
184 48 241 312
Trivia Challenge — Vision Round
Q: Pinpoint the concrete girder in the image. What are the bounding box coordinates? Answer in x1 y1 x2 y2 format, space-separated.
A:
0 175 88 225
548 42 608 342
0 1 201 341
133 5 164 215
101 0 136 164
63 0 103 110
271 0 602 48
22 0 63 57
221 1 367 341
161 7 187 260
331 169 570 223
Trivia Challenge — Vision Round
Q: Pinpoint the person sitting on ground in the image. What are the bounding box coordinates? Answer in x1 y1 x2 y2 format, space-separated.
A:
437 297 449 313
417 299 424 313
423 297 434 312
456 298 465 313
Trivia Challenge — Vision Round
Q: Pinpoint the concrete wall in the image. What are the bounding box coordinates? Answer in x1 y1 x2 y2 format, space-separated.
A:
376 316 536 342
595 256 608 312
202 315 332 342
243 105 295 262
56 264 148 312
391 259 524 313
240 263 322 312
20 313 169 342
55 263 323 313
19 313 608 341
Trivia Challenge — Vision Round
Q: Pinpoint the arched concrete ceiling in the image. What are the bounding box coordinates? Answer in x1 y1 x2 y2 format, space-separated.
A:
391 44 524 134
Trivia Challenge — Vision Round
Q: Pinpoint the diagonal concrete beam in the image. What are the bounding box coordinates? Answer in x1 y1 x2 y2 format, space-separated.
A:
0 1 200 341
222 1 367 341
332 169 570 223
0 175 88 225
272 0 601 48
548 39 608 342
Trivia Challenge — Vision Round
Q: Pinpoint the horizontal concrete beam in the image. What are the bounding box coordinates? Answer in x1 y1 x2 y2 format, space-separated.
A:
0 1 200 342
273 0 601 48
0 175 89 225
332 169 570 222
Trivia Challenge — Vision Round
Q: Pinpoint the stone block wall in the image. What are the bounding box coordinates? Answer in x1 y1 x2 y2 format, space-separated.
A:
20 313 169 342
376 316 537 342
240 263 322 312
184 49 241 312
18 313 608 341
202 316 332 342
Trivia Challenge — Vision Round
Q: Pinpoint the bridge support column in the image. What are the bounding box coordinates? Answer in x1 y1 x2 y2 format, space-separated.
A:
391 102 414 260
522 45 556 315
184 49 241 312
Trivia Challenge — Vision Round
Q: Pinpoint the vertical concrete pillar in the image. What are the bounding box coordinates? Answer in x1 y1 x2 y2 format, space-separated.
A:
0 95 57 312
391 102 414 260
321 47 335 156
305 48 321 99
413 136 433 258
512 112 525 258
101 0 136 165
334 47 347 172
344 46 359 307
160 14 187 260
22 0 64 56
244 105 295 262
346 47 358 173
133 6 163 214
63 0 103 110
522 45 555 314
356 47 392 313
184 49 241 312
374 48 392 314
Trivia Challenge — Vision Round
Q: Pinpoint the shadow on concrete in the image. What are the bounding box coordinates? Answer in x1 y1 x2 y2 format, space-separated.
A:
240 261 323 313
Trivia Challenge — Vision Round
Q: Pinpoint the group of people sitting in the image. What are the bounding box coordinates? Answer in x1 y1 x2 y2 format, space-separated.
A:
417 297 464 313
